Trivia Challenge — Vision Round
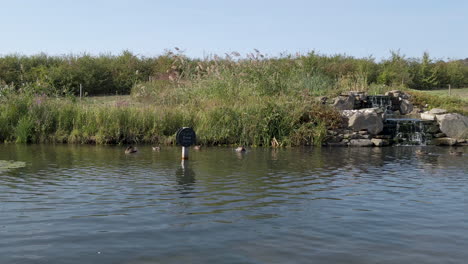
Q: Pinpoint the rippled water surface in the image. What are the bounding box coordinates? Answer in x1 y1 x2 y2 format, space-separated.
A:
0 145 467 264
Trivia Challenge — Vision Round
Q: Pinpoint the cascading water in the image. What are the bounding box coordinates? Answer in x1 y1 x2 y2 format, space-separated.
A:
383 118 428 145
365 95 395 115
368 95 392 109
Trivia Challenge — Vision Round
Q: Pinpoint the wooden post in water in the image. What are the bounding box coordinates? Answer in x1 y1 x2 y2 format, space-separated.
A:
182 146 189 160
448 84 451 96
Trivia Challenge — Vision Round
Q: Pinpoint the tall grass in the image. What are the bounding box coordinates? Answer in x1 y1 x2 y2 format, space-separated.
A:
0 89 342 146
1 50 466 146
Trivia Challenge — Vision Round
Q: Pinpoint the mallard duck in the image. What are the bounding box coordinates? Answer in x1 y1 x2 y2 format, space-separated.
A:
235 146 246 152
193 145 202 150
125 146 138 154
152 146 161 151
415 149 429 156
449 150 463 156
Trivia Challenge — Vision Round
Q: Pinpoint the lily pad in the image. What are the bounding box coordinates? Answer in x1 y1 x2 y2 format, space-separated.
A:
0 160 26 172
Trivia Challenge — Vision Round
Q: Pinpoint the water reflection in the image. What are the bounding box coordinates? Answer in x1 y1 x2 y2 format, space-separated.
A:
0 145 466 264
175 160 196 186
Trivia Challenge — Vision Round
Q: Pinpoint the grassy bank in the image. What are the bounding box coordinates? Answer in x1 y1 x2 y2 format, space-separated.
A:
1 51 467 146
0 93 342 146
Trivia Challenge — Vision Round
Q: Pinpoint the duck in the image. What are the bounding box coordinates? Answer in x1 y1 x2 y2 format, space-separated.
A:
235 146 246 152
125 146 138 154
415 149 429 156
193 145 202 150
449 150 464 156
152 146 161 151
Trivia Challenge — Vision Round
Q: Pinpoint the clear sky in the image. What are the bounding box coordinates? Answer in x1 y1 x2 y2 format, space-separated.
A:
0 0 466 60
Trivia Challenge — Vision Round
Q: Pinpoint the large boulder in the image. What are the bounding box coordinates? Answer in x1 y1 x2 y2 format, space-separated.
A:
333 95 355 110
436 113 468 139
341 108 383 135
399 99 413 115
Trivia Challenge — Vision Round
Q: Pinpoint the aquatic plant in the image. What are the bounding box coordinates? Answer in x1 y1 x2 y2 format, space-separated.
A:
0 160 26 172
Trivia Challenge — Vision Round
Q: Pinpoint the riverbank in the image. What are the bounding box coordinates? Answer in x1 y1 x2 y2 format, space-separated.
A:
0 86 466 146
1 51 467 146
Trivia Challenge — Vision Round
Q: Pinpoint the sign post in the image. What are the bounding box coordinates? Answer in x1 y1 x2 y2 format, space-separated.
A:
176 127 196 160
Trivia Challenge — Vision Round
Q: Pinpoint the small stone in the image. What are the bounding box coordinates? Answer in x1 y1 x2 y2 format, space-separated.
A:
434 133 446 138
432 137 458 146
420 112 436 121
327 142 348 147
373 135 391 139
428 108 448 115
349 139 373 147
358 130 368 135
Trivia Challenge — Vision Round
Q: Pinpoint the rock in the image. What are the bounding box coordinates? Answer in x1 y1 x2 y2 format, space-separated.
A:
428 108 448 115
436 113 468 139
360 134 371 139
371 138 389 147
327 135 344 143
420 112 436 121
358 130 368 135
343 133 360 140
348 91 367 101
385 90 410 100
373 135 392 139
434 133 446 138
327 142 348 147
342 108 383 135
385 90 402 98
423 123 440 134
432 137 458 146
399 99 413 115
333 95 355 110
349 139 373 147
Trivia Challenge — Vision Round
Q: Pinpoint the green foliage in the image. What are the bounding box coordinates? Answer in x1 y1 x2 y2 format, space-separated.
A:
407 90 468 115
1 50 467 97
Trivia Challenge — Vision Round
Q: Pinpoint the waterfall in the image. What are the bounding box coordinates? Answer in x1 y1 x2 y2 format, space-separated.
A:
367 95 393 114
384 118 427 145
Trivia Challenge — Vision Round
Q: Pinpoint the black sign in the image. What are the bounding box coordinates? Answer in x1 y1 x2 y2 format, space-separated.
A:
176 127 196 147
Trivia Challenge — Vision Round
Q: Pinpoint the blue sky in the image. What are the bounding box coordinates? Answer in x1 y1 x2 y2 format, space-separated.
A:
0 0 466 60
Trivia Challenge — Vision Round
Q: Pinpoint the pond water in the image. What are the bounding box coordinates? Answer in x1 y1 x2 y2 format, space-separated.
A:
0 145 467 264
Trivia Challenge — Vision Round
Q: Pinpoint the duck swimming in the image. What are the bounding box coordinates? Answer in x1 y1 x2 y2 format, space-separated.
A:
152 146 161 151
449 150 463 156
235 146 246 152
193 145 202 150
415 149 429 156
125 146 138 154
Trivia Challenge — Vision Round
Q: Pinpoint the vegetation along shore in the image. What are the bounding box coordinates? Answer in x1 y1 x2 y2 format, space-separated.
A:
0 50 467 146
